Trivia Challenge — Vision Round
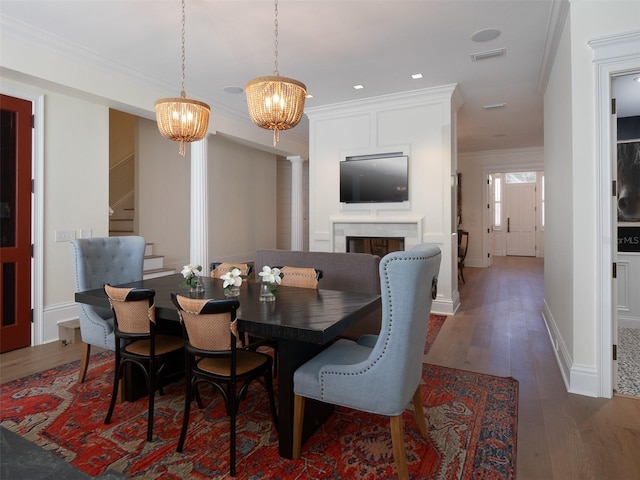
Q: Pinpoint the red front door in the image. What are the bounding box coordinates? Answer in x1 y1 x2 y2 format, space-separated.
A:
0 94 33 352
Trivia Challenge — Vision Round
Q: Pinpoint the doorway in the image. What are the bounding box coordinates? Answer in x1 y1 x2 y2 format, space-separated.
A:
591 31 640 398
486 170 544 260
0 94 32 352
612 73 640 397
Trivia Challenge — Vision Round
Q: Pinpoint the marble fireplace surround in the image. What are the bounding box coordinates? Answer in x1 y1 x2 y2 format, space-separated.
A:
330 216 424 253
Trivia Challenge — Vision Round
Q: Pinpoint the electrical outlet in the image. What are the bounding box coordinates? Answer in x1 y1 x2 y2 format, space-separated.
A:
55 230 76 242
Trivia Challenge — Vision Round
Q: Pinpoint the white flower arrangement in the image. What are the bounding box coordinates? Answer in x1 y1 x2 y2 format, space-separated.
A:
258 266 284 297
220 267 245 289
258 266 283 284
181 264 202 289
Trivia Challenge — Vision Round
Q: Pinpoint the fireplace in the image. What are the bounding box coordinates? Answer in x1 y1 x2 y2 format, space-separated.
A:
330 216 422 253
347 236 405 256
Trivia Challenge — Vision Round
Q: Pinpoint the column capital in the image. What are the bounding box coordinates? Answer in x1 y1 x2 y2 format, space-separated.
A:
286 155 307 164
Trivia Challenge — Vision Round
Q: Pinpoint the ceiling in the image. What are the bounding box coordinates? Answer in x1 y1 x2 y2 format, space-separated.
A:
1 1 638 154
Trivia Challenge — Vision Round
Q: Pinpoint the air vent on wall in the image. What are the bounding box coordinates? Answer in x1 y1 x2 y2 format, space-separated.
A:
470 48 506 61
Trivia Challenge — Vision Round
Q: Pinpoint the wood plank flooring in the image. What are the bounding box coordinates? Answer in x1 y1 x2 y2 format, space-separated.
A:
2 255 640 479
426 256 640 480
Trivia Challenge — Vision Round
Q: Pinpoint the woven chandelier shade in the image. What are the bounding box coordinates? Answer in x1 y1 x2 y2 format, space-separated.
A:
155 94 210 156
245 75 306 146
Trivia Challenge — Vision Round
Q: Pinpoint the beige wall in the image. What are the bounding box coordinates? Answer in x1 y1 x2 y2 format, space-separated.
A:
0 80 111 343
137 118 279 273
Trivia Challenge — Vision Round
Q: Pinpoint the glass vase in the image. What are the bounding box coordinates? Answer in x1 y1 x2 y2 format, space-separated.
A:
259 281 276 302
224 285 240 297
189 276 204 296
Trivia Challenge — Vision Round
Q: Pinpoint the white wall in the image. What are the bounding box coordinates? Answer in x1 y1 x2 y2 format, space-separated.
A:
544 1 640 396
307 86 462 313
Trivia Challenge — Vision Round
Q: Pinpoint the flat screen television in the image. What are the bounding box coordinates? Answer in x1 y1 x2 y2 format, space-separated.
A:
340 155 408 203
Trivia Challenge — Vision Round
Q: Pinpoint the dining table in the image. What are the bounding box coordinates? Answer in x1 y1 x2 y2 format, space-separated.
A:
75 273 381 458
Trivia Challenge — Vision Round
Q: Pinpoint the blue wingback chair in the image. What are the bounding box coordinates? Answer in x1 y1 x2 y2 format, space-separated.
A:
292 243 441 479
69 236 146 383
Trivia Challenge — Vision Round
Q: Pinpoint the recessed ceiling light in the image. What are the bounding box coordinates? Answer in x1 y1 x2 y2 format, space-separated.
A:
472 28 501 43
471 48 506 61
411 73 423 79
482 103 506 110
634 77 640 83
223 86 243 94
353 84 364 90
305 93 314 99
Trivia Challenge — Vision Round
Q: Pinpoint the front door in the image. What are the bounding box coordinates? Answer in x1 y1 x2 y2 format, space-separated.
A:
506 175 537 256
0 94 33 352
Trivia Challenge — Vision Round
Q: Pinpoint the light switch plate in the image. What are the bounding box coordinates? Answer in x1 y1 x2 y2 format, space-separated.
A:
55 230 76 242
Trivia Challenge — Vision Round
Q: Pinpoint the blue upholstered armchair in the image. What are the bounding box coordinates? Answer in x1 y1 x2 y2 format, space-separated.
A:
292 243 441 479
69 236 146 383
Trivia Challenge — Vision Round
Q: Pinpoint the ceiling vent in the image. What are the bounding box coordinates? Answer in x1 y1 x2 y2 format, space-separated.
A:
470 48 506 62
482 103 506 110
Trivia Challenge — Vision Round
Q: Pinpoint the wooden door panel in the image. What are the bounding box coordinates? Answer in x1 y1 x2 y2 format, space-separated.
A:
1 94 32 352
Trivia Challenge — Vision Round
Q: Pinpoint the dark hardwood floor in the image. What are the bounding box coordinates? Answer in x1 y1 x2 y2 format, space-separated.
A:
2 255 640 479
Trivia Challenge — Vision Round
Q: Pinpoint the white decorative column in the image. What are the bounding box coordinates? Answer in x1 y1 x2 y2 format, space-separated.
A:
190 138 209 271
288 155 305 251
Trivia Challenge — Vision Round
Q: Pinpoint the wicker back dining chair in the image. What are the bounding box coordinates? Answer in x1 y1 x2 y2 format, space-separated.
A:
210 262 253 278
69 236 146 384
103 284 184 442
172 293 278 477
278 266 323 288
291 244 441 480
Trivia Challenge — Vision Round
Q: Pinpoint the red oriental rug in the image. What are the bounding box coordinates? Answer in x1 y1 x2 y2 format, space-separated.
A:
1 315 517 479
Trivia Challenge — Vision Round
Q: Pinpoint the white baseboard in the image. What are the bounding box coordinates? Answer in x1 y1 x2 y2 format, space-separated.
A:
618 315 640 329
44 302 78 344
542 300 600 397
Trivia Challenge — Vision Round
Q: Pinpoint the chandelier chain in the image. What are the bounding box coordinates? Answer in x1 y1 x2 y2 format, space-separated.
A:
181 0 186 95
273 0 279 76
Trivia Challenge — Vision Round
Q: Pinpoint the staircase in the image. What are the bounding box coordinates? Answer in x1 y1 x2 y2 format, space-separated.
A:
108 149 173 279
143 243 175 279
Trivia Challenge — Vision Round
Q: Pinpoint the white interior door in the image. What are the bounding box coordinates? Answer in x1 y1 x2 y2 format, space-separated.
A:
506 181 536 256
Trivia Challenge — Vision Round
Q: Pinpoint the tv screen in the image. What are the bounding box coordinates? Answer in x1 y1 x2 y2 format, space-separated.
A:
340 155 408 203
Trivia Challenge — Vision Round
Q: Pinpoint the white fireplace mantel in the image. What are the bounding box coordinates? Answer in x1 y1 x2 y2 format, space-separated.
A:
330 216 424 252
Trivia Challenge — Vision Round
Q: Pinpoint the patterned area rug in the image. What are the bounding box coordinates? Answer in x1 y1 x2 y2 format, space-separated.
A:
617 327 640 397
1 316 518 479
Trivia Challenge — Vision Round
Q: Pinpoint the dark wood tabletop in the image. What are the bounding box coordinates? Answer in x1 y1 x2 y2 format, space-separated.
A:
75 273 380 345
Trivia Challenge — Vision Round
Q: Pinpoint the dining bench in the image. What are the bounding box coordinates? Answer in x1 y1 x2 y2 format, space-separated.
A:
254 249 381 339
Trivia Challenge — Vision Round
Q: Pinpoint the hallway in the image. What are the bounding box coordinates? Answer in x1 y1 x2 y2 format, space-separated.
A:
426 256 640 479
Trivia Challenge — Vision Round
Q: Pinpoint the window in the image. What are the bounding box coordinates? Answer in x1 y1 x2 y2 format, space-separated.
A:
541 174 545 229
506 172 536 183
494 175 501 228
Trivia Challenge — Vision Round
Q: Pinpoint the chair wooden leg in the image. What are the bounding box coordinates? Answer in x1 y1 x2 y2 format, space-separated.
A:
77 342 91 384
105 361 121 425
177 377 193 453
147 358 155 442
292 395 305 459
117 379 124 403
412 386 428 437
390 415 409 480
